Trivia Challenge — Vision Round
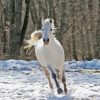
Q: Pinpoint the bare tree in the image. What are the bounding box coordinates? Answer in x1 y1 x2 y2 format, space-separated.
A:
1 0 23 58
0 0 100 60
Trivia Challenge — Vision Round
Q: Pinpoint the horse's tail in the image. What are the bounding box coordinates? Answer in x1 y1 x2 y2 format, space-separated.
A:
24 30 42 50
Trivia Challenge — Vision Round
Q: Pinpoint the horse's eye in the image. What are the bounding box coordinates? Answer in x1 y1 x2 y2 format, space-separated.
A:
50 28 52 31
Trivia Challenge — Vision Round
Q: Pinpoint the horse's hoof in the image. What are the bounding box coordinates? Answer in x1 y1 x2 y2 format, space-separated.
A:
57 88 63 94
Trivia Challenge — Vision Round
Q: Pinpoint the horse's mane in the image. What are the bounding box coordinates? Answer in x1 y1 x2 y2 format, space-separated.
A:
24 30 42 50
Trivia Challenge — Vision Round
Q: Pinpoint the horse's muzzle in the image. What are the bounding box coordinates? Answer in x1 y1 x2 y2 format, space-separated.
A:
43 38 49 45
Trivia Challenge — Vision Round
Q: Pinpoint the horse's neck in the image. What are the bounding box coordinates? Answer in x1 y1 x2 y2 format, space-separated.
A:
49 34 56 44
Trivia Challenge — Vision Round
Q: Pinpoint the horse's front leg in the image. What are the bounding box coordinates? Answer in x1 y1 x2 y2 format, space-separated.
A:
48 66 63 94
41 66 53 89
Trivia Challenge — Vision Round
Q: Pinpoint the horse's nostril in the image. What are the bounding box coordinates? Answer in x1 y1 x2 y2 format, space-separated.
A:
47 38 49 42
43 38 45 42
43 38 49 42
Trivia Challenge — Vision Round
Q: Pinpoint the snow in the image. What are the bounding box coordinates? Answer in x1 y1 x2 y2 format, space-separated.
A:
65 59 100 69
0 59 100 100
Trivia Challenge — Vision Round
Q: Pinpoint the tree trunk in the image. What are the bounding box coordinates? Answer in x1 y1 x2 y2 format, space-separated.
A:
20 0 30 46
95 0 100 58
0 0 3 58
2 0 22 58
70 0 78 60
47 0 53 18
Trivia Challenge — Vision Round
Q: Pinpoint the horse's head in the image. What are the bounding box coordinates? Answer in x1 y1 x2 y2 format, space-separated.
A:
42 18 55 45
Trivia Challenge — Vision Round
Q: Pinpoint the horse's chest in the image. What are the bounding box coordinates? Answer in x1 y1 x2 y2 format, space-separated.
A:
35 44 59 66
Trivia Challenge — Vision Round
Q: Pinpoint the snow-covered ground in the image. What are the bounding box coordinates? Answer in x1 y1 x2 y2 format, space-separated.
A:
0 59 100 100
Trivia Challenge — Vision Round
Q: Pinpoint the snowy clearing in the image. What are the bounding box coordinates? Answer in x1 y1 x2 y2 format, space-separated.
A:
0 59 100 100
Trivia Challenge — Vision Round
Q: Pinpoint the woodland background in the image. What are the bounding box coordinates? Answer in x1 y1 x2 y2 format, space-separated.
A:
0 0 100 60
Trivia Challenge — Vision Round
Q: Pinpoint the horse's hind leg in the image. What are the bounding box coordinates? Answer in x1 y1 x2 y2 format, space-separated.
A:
62 72 67 94
41 66 53 89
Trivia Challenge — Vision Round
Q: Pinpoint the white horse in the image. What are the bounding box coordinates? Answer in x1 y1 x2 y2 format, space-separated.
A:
25 18 67 94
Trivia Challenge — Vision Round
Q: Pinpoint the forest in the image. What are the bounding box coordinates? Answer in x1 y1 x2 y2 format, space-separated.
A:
0 1 100 99
0 0 100 60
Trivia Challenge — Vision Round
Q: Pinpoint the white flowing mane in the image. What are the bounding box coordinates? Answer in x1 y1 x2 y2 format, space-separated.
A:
24 30 42 49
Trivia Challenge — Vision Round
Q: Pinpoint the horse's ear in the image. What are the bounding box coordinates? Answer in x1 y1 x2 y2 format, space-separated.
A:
49 18 52 23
